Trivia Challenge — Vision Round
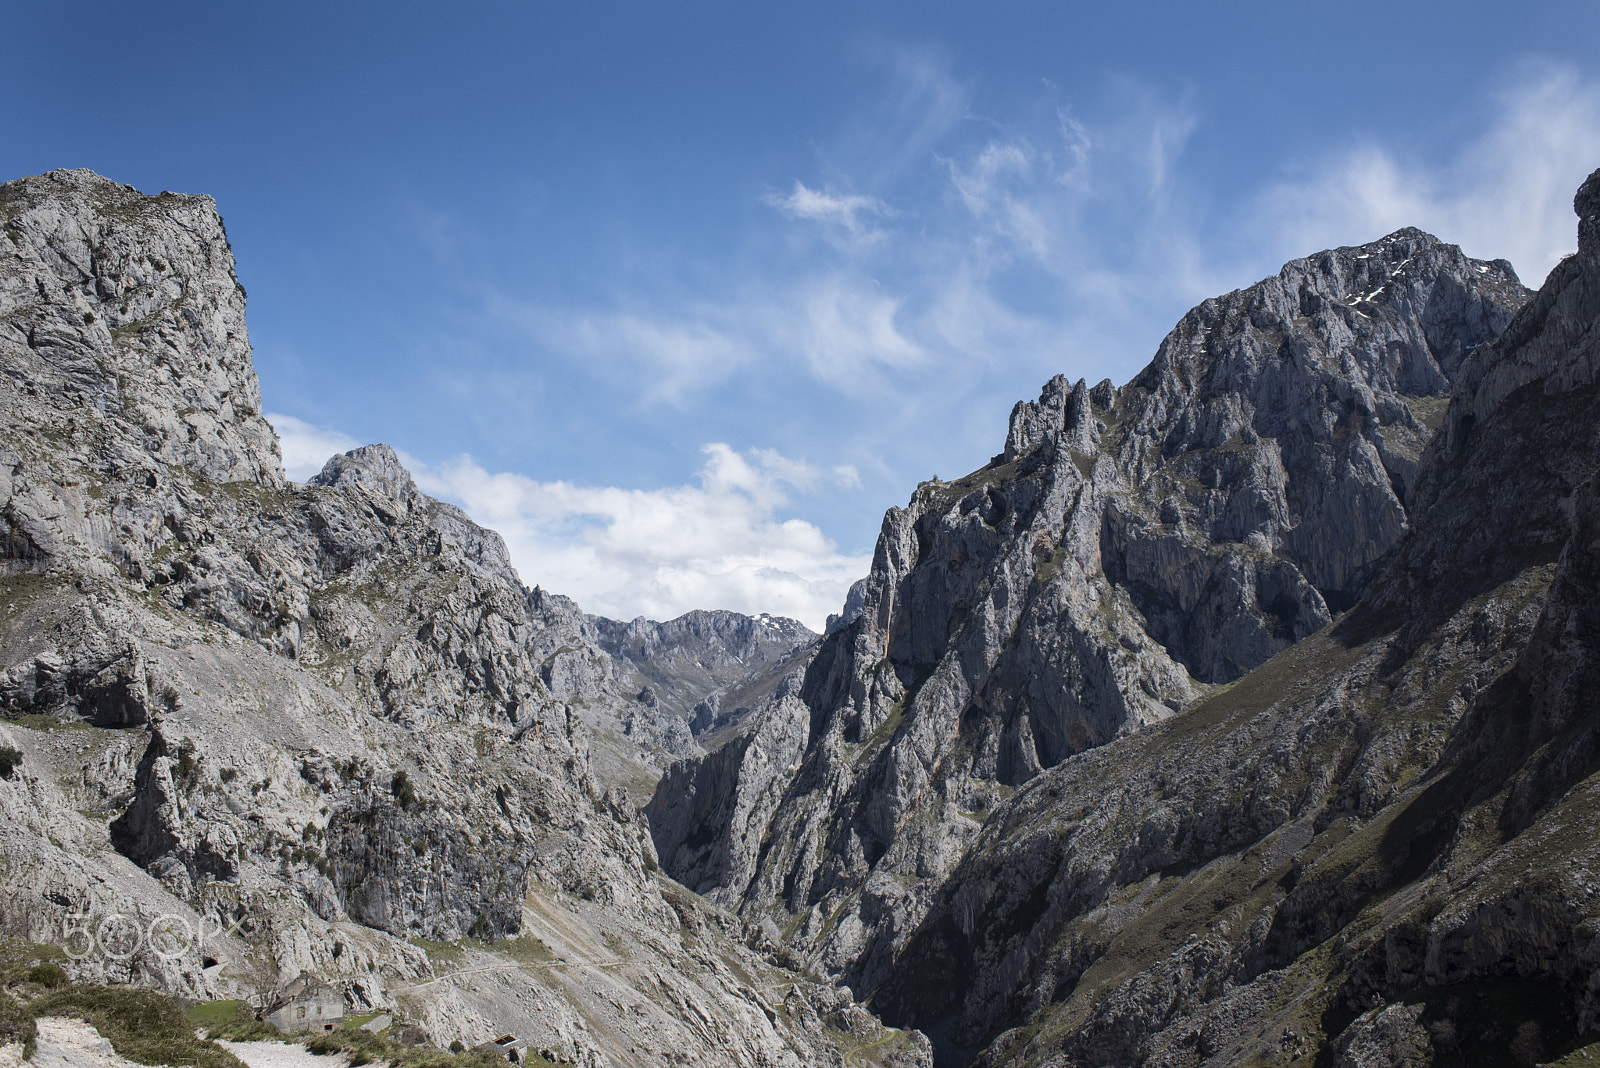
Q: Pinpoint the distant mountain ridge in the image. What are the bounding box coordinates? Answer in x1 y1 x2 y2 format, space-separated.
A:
592 608 816 726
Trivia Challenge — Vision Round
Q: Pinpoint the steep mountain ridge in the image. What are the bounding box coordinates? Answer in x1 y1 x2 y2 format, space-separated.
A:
595 608 815 744
572 609 817 802
865 163 1600 1068
0 169 927 1068
649 223 1531 990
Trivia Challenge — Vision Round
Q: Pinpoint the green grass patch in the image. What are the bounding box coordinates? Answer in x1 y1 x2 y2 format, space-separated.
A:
0 937 68 977
1400 393 1452 433
1035 546 1068 586
29 984 246 1067
780 906 813 943
856 698 906 766
306 1025 557 1067
187 1000 280 1042
1163 625 1367 744
0 993 36 1059
927 451 1035 510
5 713 94 732
186 999 248 1026
494 935 556 965
409 937 466 966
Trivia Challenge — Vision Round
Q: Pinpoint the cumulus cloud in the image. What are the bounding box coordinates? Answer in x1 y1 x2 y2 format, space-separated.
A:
266 411 362 481
1252 63 1600 287
406 443 870 631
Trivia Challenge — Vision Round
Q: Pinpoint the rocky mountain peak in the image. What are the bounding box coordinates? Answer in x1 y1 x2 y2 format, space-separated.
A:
0 170 929 1068
307 443 419 508
594 609 816 715
648 223 1533 992
1003 373 1106 461
1578 165 1600 252
1131 228 1522 408
0 168 281 491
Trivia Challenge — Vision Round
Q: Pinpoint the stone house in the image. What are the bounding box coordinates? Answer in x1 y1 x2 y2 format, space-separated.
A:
262 972 345 1032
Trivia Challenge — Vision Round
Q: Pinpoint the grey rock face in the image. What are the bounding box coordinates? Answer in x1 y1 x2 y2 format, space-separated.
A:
825 578 869 635
595 608 816 726
645 656 815 899
650 227 1530 989
866 167 1600 1067
0 170 925 1068
586 608 816 801
0 170 281 496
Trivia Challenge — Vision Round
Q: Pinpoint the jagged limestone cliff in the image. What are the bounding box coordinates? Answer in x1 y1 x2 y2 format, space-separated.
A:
650 223 1532 998
863 165 1600 1068
0 170 928 1068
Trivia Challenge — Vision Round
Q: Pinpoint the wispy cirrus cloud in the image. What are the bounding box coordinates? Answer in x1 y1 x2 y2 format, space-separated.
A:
558 311 752 406
765 181 891 243
1248 62 1600 287
335 52 1600 632
487 268 927 406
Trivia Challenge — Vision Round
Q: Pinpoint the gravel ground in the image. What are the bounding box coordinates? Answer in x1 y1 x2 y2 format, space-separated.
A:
218 1039 350 1068
29 1017 153 1068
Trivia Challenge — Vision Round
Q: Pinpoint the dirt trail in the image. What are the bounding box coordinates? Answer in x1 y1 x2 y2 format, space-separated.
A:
218 1039 350 1068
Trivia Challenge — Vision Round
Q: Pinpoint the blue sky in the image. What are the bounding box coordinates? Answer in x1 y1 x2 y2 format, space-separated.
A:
6 2 1600 628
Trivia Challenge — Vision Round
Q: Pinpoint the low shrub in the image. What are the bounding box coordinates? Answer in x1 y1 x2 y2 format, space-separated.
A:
392 770 419 811
307 1024 552 1067
26 963 68 989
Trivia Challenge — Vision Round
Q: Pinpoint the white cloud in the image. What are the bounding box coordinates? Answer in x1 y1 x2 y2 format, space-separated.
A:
408 443 871 631
784 276 926 392
266 412 362 481
948 140 1032 217
1252 63 1600 287
561 311 751 406
490 270 927 406
766 180 891 241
